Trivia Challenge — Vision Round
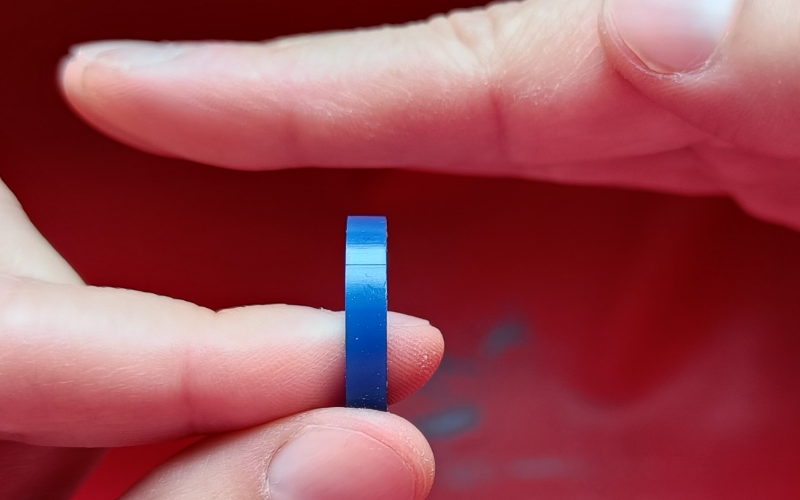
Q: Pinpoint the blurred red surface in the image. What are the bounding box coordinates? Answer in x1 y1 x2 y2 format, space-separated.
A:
2 0 800 499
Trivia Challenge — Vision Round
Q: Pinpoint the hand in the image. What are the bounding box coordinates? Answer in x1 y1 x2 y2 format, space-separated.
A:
0 182 443 497
26 0 799 498
59 0 800 230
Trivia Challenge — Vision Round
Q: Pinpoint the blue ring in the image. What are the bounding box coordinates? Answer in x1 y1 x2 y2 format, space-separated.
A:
345 215 388 411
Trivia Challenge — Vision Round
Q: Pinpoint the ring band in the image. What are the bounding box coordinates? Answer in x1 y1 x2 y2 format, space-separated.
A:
345 215 388 411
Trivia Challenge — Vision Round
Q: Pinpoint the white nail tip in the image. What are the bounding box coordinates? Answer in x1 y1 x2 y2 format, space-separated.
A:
70 40 185 70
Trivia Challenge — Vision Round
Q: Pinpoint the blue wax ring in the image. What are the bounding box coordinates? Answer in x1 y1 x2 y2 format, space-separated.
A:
345 216 388 411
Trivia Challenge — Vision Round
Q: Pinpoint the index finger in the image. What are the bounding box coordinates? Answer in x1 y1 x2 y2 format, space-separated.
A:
0 276 442 447
58 0 702 177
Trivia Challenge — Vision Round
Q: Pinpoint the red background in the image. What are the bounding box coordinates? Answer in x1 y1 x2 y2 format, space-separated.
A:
3 0 800 498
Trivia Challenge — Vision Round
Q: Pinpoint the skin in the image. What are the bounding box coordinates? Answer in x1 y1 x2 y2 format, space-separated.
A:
0 174 443 499
3 0 800 497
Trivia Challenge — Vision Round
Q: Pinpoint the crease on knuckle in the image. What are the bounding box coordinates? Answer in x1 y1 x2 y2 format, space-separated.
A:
428 5 515 165
175 307 217 436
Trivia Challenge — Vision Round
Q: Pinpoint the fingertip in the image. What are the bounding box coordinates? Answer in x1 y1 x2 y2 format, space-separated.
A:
57 53 83 109
56 43 178 157
387 312 444 404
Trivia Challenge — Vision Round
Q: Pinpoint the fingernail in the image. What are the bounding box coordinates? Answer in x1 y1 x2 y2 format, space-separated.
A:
69 40 186 70
268 426 416 500
389 312 430 327
604 0 740 73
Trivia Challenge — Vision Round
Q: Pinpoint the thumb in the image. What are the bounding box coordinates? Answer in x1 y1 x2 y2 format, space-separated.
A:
120 408 433 500
601 0 800 158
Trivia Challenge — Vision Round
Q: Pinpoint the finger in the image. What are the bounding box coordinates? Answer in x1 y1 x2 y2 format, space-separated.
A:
120 408 434 500
0 275 442 447
0 179 82 284
58 0 703 175
600 0 800 227
601 0 800 158
0 178 101 500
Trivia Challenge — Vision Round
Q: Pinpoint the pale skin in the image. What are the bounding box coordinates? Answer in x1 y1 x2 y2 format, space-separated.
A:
2 0 800 498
